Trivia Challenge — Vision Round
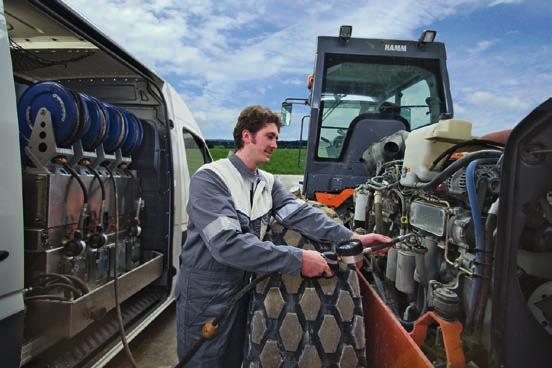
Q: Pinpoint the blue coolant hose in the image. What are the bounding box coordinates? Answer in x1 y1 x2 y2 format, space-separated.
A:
465 157 498 331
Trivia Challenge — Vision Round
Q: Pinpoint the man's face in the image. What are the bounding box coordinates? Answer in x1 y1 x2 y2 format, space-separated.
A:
244 123 279 166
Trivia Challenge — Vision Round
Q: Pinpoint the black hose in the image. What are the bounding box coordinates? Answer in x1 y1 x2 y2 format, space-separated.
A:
88 165 106 224
125 168 143 198
473 210 498 335
33 273 89 295
41 282 82 298
24 295 69 301
105 165 138 368
63 164 89 204
175 272 276 368
61 274 90 294
428 139 504 171
414 150 503 189
64 164 89 233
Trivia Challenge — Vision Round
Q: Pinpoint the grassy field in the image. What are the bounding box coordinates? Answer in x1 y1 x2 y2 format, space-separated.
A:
210 147 306 175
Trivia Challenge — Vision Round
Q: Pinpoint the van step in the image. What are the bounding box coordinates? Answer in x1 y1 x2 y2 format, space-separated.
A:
25 288 165 368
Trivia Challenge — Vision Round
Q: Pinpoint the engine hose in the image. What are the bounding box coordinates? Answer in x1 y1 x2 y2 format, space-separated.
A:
175 272 276 368
428 139 504 171
472 200 499 335
414 150 502 189
465 158 498 331
105 165 138 368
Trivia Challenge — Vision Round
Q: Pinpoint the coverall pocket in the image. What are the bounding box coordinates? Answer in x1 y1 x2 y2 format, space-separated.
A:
183 272 239 327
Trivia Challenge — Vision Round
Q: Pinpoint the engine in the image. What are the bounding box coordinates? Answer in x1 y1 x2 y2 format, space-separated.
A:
356 120 505 365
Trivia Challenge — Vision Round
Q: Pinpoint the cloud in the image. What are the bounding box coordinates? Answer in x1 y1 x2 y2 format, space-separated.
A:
63 0 486 138
63 0 547 139
488 0 522 7
468 38 499 55
465 91 530 110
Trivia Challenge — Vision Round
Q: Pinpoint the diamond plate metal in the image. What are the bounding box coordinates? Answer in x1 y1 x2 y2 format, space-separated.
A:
336 290 355 322
298 345 322 368
251 310 267 345
279 313 303 352
318 315 341 353
259 340 282 368
299 287 321 321
352 315 365 350
264 287 285 319
283 229 302 246
338 345 358 368
318 276 337 296
282 274 302 294
347 270 361 298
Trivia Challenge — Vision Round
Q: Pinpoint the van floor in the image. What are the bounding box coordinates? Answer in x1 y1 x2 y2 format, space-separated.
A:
106 304 178 368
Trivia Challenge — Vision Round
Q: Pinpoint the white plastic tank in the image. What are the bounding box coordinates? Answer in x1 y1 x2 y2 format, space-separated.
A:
400 119 473 187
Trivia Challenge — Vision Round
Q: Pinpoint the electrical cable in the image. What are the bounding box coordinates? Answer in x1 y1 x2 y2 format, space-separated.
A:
105 165 138 368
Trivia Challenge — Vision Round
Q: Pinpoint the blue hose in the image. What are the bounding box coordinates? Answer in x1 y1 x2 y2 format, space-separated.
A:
465 157 498 330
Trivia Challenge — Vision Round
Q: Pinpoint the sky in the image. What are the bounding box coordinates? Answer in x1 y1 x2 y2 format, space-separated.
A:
63 0 551 140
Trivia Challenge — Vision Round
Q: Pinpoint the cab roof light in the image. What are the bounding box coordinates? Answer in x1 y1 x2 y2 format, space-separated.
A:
339 25 352 42
418 30 437 46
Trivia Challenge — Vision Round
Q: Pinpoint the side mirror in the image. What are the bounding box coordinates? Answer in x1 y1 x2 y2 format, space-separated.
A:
281 102 293 126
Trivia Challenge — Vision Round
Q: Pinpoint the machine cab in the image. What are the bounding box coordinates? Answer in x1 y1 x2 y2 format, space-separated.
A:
285 30 454 200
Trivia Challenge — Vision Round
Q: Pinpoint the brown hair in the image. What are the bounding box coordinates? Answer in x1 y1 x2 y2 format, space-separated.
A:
233 105 281 150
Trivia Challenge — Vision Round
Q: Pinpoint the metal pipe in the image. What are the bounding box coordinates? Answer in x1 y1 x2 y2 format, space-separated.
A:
374 190 383 234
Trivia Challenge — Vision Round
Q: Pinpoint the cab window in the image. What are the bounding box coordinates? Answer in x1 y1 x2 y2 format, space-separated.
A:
317 53 445 159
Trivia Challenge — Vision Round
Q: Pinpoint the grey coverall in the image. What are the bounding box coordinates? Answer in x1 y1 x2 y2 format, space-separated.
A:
176 154 353 367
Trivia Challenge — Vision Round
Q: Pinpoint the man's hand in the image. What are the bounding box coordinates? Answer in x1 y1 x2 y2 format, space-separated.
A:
301 250 332 277
351 233 393 256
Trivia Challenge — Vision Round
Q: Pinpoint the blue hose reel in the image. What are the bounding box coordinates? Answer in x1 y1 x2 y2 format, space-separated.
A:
18 81 144 164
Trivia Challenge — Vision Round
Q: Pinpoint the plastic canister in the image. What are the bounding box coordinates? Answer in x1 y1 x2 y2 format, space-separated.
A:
354 186 370 229
400 119 473 187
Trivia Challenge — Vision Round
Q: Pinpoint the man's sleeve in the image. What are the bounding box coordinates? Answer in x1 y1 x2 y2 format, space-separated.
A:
271 179 353 242
188 169 303 275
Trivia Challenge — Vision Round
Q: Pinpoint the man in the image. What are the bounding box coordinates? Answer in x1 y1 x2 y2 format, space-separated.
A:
176 105 389 366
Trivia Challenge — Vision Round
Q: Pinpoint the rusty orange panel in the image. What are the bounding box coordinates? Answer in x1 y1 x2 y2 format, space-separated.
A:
358 271 433 368
314 188 354 208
